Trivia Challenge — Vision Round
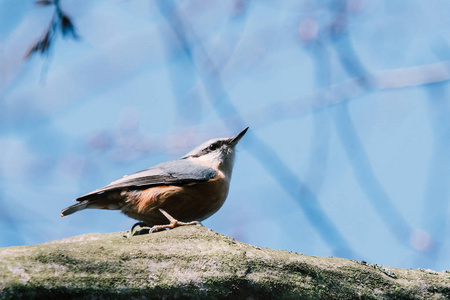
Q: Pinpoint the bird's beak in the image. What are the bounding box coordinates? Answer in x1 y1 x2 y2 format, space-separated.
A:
228 127 249 146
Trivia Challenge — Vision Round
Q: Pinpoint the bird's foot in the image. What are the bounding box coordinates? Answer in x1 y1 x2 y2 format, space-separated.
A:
126 209 203 237
149 220 203 233
149 208 203 233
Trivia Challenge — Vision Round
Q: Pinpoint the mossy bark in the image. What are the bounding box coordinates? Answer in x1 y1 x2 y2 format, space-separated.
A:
0 226 449 299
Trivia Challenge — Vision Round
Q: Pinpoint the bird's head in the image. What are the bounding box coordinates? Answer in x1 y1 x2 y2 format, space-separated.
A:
182 127 248 177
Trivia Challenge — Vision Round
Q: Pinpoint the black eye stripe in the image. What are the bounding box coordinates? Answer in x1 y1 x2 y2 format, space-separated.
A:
186 141 226 158
204 141 223 152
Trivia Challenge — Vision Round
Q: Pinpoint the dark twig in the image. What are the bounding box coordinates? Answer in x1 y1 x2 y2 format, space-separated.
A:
25 0 78 59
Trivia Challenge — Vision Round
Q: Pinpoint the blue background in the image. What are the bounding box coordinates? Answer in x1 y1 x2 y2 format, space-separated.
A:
1 0 450 270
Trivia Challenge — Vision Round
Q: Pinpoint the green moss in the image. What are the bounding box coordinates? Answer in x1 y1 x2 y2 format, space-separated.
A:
1 226 449 299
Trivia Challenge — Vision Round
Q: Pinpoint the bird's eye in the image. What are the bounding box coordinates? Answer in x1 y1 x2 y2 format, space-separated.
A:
208 144 218 151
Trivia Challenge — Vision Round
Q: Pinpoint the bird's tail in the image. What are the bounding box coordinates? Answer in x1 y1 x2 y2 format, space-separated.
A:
61 201 88 217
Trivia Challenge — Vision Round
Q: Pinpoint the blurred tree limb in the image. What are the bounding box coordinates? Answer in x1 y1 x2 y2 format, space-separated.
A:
329 2 414 247
240 60 450 127
155 0 355 258
19 0 450 265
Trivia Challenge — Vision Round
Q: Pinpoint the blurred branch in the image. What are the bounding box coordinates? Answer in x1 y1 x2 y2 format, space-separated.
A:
155 0 356 258
240 60 450 128
417 40 450 266
127 59 450 152
418 83 450 267
375 62 450 89
158 0 251 130
303 42 332 197
333 104 413 243
327 1 413 246
25 0 78 59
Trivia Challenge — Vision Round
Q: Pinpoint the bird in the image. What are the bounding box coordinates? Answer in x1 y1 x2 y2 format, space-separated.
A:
61 127 248 234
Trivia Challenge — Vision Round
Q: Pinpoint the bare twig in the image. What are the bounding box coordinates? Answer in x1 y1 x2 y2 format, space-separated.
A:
25 0 78 59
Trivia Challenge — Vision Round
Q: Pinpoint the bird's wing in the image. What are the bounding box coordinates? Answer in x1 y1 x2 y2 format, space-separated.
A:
75 158 217 202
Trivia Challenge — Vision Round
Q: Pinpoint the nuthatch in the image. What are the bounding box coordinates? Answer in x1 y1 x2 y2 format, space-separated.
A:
61 127 248 233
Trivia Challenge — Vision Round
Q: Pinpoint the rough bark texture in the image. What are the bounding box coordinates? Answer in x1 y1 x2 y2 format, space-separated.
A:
0 226 449 299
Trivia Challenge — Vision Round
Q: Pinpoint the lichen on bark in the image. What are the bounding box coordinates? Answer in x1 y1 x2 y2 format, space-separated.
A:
1 226 449 299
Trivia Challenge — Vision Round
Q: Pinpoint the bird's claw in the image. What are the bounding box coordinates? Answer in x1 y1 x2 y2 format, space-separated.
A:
126 216 203 238
127 222 151 237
